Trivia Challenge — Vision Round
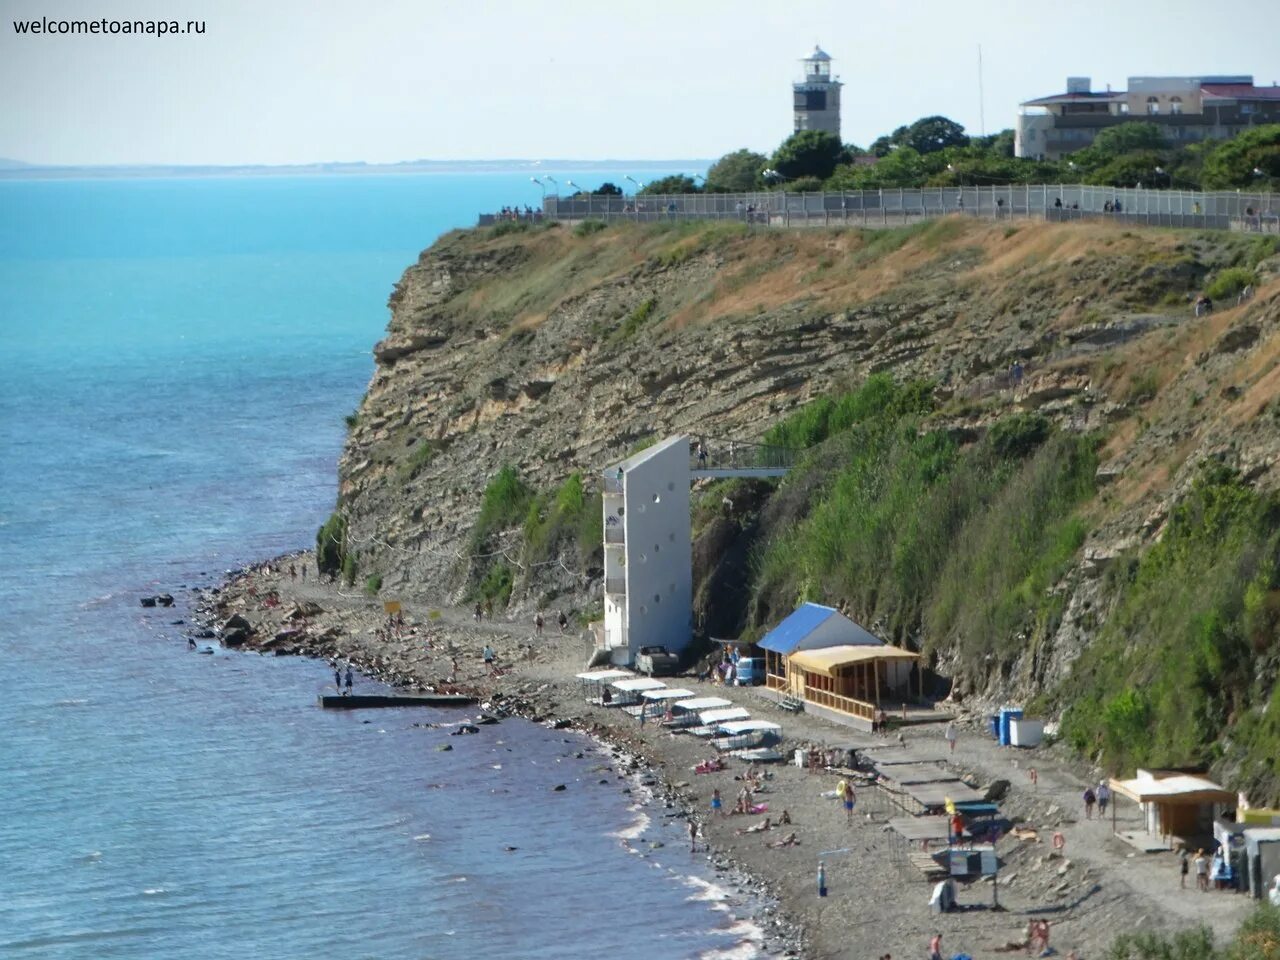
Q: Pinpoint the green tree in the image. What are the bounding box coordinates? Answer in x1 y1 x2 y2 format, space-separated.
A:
705 149 768 192
900 115 969 154
1090 122 1168 156
1200 124 1280 190
594 182 622 195
1084 151 1171 188
770 130 846 181
639 174 701 194
971 129 1016 157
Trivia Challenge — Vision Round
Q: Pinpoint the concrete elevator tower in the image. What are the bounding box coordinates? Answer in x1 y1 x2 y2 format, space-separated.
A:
793 46 842 138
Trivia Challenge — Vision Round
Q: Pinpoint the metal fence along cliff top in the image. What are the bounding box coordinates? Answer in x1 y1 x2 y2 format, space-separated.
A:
478 185 1280 234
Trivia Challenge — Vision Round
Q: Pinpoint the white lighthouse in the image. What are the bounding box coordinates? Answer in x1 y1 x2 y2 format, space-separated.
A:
793 46 842 138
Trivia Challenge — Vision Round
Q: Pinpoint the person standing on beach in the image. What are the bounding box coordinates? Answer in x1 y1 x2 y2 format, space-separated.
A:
711 788 724 817
1179 847 1190 888
557 611 568 633
928 933 943 960
344 665 353 695
534 612 544 637
1195 849 1209 891
1097 780 1111 818
688 818 699 852
1083 786 1096 820
334 663 342 692
944 721 958 754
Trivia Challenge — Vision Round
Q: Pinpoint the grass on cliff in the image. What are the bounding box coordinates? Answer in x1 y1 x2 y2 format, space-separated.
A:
466 468 602 607
751 376 1098 678
522 472 601 570
1062 463 1280 802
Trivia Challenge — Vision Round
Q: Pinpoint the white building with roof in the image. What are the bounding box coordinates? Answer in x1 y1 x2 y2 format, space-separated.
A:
601 437 693 666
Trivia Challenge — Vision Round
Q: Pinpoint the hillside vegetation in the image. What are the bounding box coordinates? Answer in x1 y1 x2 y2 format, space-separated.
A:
334 216 1280 800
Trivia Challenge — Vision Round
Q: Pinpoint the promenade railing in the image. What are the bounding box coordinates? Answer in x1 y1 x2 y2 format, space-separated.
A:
530 185 1279 234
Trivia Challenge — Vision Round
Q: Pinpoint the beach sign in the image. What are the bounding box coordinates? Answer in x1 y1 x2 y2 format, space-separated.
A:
384 600 401 615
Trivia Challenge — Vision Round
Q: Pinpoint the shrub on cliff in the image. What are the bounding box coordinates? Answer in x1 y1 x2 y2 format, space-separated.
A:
752 378 1097 673
1203 266 1256 301
316 512 347 576
1062 464 1280 801
471 466 533 549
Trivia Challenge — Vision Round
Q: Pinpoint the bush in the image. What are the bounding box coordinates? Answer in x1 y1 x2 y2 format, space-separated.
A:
364 573 383 596
614 298 657 339
475 562 514 607
397 439 437 482
489 220 531 237
1126 372 1160 405
573 219 608 237
344 410 359 429
341 554 358 587
1203 267 1256 301
471 466 533 548
316 512 347 576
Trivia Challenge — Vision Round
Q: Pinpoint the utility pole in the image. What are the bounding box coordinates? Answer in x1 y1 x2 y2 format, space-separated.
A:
978 45 986 137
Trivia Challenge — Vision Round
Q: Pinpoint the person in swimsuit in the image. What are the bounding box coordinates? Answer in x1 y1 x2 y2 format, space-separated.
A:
344 665 353 695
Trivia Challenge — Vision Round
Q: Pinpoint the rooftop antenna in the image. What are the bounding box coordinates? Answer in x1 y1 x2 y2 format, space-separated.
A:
978 44 986 136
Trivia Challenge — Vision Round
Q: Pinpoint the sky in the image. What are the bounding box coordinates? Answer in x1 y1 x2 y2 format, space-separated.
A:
2 0 1277 166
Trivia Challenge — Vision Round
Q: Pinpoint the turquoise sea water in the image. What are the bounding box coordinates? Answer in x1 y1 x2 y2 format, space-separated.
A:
0 174 759 958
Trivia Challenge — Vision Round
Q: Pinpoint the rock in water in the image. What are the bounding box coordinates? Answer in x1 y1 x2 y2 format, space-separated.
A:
552 784 567 792
139 596 157 607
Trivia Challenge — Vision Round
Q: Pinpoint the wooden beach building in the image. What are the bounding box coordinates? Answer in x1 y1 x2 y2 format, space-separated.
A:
758 603 921 726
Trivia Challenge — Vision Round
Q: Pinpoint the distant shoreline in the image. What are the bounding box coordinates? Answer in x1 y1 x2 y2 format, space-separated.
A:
0 159 713 182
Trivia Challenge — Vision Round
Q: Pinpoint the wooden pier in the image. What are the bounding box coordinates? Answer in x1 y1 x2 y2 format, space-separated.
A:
317 693 477 709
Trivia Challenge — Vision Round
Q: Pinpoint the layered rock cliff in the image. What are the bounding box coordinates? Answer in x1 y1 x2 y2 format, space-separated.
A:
332 217 1280 798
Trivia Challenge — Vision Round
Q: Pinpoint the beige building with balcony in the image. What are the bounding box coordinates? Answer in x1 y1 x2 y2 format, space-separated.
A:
1017 75 1280 160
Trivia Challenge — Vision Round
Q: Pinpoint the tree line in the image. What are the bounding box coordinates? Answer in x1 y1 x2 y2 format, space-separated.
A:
577 116 1280 196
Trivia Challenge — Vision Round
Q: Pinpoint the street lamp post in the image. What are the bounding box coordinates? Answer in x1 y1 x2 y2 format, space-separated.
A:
531 177 546 200
566 180 590 219
624 176 644 219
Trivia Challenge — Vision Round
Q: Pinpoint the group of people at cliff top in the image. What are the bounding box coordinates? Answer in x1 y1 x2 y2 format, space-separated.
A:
497 205 539 222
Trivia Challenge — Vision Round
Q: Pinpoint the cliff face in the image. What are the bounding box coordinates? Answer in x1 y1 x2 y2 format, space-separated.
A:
335 217 1280 795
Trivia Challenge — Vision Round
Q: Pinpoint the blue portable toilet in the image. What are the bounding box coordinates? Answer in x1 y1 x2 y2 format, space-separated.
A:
998 707 1023 746
988 715 1000 740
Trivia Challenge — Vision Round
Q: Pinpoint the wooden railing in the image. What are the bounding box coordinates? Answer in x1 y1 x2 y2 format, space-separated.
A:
766 674 787 691
803 685 875 721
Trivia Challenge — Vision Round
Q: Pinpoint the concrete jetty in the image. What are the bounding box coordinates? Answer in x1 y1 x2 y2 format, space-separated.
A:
317 693 477 709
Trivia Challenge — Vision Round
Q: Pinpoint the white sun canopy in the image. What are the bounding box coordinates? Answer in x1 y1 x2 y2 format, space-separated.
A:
640 688 697 701
611 677 667 692
700 707 750 724
674 697 733 712
576 669 633 682
717 720 782 735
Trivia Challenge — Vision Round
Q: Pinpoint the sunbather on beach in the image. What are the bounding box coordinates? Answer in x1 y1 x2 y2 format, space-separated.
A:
765 832 799 848
736 816 772 835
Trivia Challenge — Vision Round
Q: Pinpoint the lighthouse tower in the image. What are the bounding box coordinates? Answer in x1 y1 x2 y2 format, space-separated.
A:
793 46 842 138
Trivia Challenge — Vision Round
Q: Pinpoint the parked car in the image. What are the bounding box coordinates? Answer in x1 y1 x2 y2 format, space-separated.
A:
735 657 764 686
636 645 679 677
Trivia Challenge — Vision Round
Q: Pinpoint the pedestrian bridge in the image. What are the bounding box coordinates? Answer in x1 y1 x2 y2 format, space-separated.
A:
689 436 797 479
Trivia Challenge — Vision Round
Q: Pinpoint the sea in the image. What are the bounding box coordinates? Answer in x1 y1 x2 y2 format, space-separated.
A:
0 172 763 959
